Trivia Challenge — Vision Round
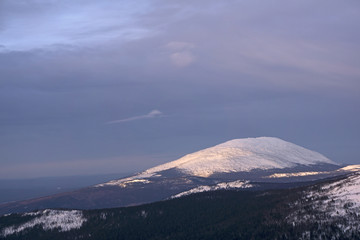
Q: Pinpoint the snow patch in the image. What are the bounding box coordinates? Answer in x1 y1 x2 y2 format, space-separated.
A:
140 210 148 218
171 180 253 198
1 209 86 237
96 177 151 187
338 164 360 172
266 171 327 178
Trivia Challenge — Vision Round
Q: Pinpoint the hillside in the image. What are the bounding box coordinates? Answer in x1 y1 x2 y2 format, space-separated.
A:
1 171 360 239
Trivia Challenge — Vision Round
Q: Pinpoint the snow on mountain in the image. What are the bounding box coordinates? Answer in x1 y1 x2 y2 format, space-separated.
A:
266 171 328 178
1 209 86 237
286 170 360 237
97 178 151 188
338 164 360 172
171 180 253 198
264 164 360 179
96 174 154 187
316 172 360 216
139 137 337 177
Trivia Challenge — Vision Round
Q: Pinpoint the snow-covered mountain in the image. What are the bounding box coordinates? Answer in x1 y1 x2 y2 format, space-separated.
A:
144 137 336 176
0 137 345 215
99 137 338 187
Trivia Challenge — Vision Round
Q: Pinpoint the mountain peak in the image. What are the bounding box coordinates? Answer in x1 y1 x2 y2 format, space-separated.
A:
142 137 338 177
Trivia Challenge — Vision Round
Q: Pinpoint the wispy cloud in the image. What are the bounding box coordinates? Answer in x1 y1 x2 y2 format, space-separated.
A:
0 0 152 52
106 110 163 124
166 41 195 67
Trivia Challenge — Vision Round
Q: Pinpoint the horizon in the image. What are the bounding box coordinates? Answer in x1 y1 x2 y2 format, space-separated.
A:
1 0 359 179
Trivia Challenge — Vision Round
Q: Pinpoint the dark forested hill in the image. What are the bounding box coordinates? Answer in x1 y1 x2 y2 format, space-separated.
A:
1 172 360 240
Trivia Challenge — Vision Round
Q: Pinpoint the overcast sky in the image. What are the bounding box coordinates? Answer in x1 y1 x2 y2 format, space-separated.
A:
1 0 359 179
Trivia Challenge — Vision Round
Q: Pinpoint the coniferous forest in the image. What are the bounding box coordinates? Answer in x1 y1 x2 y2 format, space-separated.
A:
1 181 359 240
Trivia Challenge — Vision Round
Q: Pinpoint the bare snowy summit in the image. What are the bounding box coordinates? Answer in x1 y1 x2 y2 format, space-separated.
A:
137 137 338 178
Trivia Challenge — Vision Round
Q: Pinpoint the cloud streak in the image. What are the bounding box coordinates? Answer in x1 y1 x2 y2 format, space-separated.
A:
106 110 163 124
166 41 195 67
0 0 152 52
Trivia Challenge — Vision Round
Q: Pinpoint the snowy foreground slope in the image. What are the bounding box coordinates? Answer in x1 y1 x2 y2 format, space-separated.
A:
289 171 360 220
1 168 360 239
1 210 85 237
283 170 360 238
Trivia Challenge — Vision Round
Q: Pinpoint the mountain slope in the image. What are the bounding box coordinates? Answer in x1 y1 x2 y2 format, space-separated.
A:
1 171 360 240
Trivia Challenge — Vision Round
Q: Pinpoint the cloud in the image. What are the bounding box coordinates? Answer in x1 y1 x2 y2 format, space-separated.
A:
166 41 194 51
166 41 195 67
0 0 153 52
106 110 163 124
170 51 195 67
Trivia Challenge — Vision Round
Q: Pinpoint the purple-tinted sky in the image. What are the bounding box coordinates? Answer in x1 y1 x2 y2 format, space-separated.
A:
1 0 359 178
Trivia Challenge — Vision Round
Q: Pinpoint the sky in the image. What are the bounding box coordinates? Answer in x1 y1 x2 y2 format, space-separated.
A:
0 0 359 179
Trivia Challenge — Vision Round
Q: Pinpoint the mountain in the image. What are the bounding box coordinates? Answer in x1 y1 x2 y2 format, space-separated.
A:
139 137 337 177
99 137 338 186
0 137 345 215
1 170 360 239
